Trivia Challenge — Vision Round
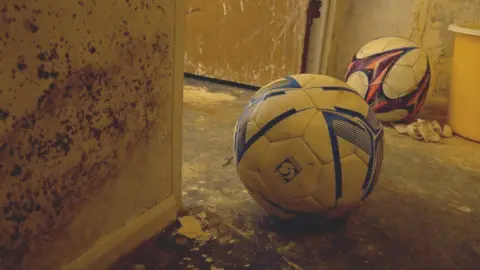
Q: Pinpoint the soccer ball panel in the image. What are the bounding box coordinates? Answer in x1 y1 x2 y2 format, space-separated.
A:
313 155 367 218
354 146 370 166
287 74 319 86
382 83 400 99
384 65 417 98
383 38 417 51
395 48 422 67
356 37 391 59
244 121 261 142
236 122 270 171
413 53 429 82
334 91 370 118
313 162 336 209
259 77 288 91
253 87 283 100
264 108 317 142
302 112 335 164
254 74 317 98
336 154 368 206
346 71 369 98
356 36 406 59
302 89 340 110
237 167 295 219
247 189 295 219
258 138 323 200
254 89 314 128
254 78 294 98
236 166 270 196
303 74 351 89
336 136 357 161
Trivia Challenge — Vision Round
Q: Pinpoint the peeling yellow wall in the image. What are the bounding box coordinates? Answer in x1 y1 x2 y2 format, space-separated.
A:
0 1 180 269
184 0 308 86
329 0 480 102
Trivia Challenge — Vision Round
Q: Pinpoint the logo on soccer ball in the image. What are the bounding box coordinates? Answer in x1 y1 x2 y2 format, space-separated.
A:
275 157 302 183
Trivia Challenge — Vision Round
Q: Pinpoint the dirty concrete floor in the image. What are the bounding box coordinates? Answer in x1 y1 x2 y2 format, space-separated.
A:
110 78 480 270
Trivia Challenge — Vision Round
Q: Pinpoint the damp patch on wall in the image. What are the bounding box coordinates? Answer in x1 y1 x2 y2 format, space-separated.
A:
0 0 175 268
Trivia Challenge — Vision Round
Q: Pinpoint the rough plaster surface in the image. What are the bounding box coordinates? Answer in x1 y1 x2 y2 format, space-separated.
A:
184 0 308 86
410 0 480 97
332 0 480 99
0 1 176 269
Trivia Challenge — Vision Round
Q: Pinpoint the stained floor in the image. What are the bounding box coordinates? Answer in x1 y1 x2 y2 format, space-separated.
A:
110 78 480 270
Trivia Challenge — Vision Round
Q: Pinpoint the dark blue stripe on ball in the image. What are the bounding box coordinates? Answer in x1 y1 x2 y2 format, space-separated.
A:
259 76 302 92
235 107 310 165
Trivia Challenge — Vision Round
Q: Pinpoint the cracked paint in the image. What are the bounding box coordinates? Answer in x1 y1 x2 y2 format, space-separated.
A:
184 0 309 86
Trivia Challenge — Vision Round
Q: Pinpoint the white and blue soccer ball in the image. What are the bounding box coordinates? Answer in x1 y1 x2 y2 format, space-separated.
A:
233 74 384 220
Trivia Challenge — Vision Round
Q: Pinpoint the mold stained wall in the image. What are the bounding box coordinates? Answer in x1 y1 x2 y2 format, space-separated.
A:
0 0 179 269
328 0 480 102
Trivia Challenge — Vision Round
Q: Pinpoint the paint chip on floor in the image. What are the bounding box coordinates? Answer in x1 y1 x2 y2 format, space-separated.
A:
183 85 237 105
177 215 211 242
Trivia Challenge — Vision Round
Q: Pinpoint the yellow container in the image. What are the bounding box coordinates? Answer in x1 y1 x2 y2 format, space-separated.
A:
448 24 480 142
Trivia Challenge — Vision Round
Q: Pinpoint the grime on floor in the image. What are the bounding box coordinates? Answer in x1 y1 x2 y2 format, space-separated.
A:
110 78 480 270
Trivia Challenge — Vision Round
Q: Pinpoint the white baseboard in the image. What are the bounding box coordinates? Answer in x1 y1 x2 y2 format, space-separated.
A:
62 195 178 270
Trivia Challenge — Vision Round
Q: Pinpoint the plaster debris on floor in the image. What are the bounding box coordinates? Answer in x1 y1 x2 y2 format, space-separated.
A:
183 84 237 105
109 79 480 270
393 119 453 143
177 214 212 242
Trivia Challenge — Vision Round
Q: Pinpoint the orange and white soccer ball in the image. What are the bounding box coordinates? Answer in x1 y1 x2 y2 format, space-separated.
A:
233 74 384 220
345 36 432 122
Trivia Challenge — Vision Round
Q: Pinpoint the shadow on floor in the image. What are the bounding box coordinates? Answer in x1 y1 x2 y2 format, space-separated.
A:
110 78 480 270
